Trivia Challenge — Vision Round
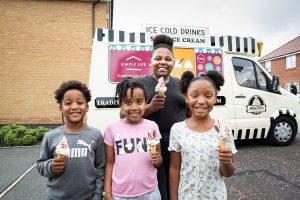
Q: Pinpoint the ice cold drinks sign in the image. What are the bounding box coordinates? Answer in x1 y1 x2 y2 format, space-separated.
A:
141 24 210 47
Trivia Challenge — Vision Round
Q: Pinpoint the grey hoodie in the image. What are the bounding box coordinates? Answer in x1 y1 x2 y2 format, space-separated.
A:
36 126 105 200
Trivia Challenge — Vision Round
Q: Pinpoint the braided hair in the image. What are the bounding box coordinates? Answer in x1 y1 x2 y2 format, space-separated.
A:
116 77 147 106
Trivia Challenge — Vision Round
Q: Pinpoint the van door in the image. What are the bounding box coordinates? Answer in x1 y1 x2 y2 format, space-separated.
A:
230 56 275 139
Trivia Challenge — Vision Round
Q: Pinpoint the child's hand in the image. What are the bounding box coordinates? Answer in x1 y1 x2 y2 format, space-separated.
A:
50 156 66 174
218 148 233 165
104 192 112 200
150 151 162 167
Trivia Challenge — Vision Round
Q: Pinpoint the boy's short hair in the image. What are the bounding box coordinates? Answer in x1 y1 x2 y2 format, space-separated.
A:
55 80 91 105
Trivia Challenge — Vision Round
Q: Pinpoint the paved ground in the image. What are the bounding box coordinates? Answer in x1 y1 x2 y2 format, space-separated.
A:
0 146 42 193
0 135 299 200
225 136 300 199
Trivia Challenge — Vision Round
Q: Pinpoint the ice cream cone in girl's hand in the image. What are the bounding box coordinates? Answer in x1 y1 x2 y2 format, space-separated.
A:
56 136 70 159
147 130 160 154
155 77 167 96
214 124 230 150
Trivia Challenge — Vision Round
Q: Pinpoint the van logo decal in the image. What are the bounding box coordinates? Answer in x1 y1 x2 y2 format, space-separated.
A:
246 95 266 114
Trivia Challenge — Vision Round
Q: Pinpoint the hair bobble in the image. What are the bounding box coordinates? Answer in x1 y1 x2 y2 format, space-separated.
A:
198 72 206 77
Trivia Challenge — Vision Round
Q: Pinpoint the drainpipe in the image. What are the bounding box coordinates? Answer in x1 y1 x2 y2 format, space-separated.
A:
92 0 100 39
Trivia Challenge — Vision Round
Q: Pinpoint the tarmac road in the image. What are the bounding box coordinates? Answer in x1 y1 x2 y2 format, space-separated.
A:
0 135 299 200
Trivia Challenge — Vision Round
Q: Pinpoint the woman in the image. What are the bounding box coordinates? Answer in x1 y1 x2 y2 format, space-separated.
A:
140 34 187 200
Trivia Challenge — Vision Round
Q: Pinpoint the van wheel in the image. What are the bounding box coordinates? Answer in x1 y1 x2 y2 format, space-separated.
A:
268 117 296 146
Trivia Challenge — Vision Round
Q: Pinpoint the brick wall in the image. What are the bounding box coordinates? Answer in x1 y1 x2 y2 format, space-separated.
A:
265 54 300 88
0 0 108 124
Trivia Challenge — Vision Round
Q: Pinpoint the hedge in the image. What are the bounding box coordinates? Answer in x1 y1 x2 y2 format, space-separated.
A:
0 124 51 147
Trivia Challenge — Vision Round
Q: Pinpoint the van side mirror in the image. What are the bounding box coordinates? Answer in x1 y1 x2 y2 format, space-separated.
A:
271 76 279 92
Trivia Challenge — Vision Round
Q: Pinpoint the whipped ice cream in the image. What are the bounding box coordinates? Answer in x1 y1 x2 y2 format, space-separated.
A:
155 77 167 95
147 130 160 154
56 136 70 158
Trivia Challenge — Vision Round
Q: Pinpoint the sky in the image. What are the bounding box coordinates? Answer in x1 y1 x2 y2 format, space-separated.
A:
113 0 300 57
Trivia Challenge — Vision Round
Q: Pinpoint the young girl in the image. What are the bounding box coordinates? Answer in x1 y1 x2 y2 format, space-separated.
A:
36 80 105 200
104 77 163 200
169 71 237 200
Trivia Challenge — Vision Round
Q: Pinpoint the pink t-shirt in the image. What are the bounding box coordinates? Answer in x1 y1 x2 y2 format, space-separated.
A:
104 119 161 197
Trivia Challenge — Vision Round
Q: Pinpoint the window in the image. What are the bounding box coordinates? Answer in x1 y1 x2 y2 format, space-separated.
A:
286 55 296 69
255 65 268 90
232 57 270 90
265 61 271 72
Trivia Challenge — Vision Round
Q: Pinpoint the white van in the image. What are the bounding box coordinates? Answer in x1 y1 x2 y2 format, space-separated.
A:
87 27 300 146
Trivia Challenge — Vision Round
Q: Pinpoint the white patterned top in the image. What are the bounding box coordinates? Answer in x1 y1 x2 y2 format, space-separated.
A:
169 119 237 200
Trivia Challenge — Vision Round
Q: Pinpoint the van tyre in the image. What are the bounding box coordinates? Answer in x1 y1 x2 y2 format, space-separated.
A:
268 117 296 146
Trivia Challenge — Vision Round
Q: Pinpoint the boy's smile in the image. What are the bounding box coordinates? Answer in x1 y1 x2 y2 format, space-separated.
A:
60 89 88 125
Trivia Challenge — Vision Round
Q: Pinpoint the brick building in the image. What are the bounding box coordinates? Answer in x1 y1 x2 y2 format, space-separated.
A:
0 0 112 126
259 36 300 94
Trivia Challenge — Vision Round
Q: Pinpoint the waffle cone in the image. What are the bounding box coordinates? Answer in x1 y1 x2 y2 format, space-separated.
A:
219 140 227 149
158 91 165 96
149 144 157 154
57 154 67 159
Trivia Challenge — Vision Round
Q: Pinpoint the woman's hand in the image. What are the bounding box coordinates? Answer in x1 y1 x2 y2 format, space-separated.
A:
50 156 66 174
149 94 165 112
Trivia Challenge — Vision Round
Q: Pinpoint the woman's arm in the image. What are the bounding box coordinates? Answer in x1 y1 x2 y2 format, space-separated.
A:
169 151 181 200
104 144 115 200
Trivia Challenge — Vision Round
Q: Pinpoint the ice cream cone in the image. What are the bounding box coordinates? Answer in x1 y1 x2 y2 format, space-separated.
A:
214 124 229 150
158 91 165 96
147 129 159 154
150 144 157 154
257 41 263 57
155 77 167 95
57 154 67 159
219 138 228 149
56 136 70 158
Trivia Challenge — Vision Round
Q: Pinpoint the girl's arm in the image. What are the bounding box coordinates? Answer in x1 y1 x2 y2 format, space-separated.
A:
169 151 181 200
104 144 115 200
219 148 235 177
150 144 163 167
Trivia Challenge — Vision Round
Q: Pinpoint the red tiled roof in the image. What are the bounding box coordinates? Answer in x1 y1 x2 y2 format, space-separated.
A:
259 36 300 62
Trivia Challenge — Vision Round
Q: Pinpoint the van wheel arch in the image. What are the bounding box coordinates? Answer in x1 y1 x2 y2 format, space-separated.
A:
267 116 297 146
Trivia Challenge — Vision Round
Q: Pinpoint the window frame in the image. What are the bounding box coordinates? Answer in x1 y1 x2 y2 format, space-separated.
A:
232 57 271 91
265 61 271 72
286 55 296 69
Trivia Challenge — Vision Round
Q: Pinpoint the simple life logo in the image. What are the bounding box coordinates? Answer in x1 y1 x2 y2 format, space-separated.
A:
246 95 267 114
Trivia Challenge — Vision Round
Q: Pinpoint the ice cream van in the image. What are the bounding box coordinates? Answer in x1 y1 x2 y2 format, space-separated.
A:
87 27 300 146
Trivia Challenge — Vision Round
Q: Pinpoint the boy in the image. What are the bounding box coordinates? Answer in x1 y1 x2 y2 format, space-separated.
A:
36 80 105 200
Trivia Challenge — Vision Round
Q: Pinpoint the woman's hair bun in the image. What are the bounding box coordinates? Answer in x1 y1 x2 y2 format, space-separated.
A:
153 34 173 48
